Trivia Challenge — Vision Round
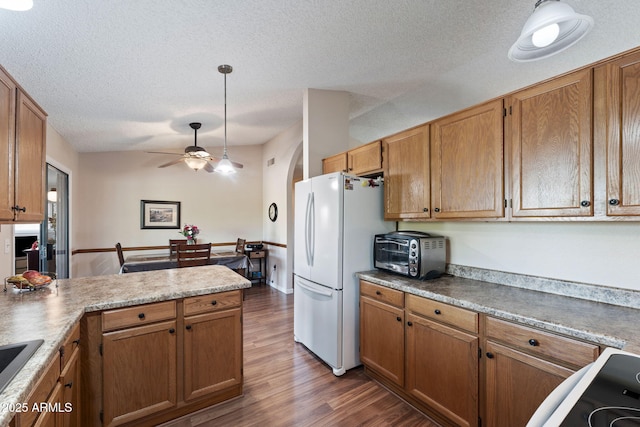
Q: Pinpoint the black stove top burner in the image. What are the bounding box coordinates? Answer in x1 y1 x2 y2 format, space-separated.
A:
560 354 640 426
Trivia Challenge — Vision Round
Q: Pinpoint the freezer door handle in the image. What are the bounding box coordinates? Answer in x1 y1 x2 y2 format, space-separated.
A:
309 192 315 265
304 192 312 266
297 280 333 297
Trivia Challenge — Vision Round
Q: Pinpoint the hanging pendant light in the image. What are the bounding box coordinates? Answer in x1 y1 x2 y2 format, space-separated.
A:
508 0 594 62
215 64 237 174
0 0 33 11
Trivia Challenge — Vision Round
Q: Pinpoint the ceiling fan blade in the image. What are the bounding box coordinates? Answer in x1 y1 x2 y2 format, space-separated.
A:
204 162 215 173
147 151 184 156
158 158 186 168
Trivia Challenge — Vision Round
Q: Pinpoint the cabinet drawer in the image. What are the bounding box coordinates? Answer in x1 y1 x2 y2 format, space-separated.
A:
184 290 242 316
248 250 265 259
102 300 176 332
406 294 478 333
485 316 599 368
360 280 404 308
60 322 80 370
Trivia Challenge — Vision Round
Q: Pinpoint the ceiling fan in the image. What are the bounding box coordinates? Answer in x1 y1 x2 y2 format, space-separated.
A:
148 122 243 173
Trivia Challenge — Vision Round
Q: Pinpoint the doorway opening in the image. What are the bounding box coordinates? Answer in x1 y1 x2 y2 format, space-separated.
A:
40 164 69 278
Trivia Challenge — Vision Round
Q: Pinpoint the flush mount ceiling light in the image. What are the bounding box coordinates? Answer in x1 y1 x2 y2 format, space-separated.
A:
214 64 243 175
508 0 594 62
0 0 32 11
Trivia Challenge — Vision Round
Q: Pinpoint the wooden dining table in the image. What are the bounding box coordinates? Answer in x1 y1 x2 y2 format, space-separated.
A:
120 250 250 274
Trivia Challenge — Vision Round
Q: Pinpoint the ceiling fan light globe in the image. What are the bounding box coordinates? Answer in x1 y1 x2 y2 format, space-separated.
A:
532 23 560 47
185 157 208 171
214 157 236 174
508 0 593 62
0 0 33 11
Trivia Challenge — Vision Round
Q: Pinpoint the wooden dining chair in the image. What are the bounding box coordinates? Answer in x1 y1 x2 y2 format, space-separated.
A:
169 239 187 259
176 243 212 268
115 242 125 267
235 238 246 254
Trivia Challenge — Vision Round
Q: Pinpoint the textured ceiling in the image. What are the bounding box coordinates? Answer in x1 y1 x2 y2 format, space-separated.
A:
1 0 640 154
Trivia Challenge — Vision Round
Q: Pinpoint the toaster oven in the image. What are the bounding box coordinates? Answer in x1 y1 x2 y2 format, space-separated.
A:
374 231 446 280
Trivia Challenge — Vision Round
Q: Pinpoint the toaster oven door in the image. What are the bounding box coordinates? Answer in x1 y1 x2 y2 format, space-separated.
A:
374 237 410 275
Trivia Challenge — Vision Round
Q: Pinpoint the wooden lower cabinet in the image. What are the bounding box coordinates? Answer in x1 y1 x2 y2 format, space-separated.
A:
360 281 602 427
483 341 574 427
86 293 243 427
360 291 405 387
183 308 242 401
406 314 479 427
102 320 178 426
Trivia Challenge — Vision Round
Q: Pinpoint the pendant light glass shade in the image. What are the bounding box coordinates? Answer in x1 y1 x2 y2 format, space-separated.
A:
508 0 594 62
0 0 32 10
214 156 236 174
184 157 207 171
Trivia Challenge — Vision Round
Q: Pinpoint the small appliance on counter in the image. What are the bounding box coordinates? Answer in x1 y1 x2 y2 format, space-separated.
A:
528 347 640 426
374 231 446 280
245 243 263 250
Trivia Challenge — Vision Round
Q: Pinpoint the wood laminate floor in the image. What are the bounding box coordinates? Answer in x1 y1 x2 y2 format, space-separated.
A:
161 285 439 427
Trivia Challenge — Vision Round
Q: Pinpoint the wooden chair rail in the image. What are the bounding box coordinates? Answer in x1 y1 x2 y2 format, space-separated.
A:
72 241 286 256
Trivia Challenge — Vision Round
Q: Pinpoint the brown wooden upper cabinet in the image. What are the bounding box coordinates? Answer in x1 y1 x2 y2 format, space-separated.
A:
322 140 382 176
431 99 505 220
0 65 47 223
383 125 430 220
594 49 640 217
508 68 593 218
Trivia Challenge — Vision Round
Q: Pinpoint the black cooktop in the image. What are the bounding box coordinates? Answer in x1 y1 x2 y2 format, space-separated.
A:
560 354 640 426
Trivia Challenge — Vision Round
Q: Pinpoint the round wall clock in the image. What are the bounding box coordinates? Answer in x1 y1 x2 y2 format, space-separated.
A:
268 202 278 222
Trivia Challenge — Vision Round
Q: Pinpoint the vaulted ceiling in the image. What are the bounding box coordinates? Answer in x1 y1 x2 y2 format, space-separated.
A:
1 1 639 155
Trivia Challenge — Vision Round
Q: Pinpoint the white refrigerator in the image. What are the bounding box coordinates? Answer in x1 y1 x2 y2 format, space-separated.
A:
293 172 393 376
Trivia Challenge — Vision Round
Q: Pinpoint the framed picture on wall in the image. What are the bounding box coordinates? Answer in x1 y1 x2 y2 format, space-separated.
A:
140 200 181 229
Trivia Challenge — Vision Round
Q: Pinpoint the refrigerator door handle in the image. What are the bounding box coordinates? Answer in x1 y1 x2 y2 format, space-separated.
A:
305 192 312 266
309 192 315 266
297 280 333 297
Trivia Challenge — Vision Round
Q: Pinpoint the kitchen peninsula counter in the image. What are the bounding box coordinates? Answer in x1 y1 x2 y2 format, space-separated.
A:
357 267 640 354
0 265 250 426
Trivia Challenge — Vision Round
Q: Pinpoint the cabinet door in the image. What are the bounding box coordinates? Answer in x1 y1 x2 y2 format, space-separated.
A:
183 308 242 401
322 152 347 174
102 320 177 427
484 341 573 427
359 296 405 386
348 140 382 176
33 382 64 427
406 314 479 427
383 125 430 220
14 90 46 223
595 50 640 216
0 68 16 221
509 69 593 218
431 99 504 219
60 347 80 427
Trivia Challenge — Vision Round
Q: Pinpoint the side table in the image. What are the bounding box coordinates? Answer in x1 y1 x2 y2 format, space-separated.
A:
246 249 268 285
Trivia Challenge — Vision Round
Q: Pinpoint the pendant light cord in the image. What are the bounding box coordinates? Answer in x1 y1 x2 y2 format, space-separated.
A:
223 70 228 156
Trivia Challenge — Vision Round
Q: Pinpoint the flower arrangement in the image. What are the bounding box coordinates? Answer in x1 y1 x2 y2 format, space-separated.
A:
181 224 200 243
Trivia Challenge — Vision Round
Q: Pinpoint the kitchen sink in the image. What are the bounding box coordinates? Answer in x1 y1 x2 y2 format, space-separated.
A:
0 339 43 395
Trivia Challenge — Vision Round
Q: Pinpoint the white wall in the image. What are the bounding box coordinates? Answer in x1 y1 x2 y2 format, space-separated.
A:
72 146 263 277
402 221 640 291
262 120 303 293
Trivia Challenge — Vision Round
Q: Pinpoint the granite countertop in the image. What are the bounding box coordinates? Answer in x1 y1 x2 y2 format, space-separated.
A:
0 265 250 425
357 270 640 355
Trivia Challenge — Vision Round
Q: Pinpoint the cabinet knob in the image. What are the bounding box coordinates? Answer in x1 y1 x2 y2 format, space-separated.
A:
169 328 175 334
423 208 428 212
434 208 440 213
580 200 591 207
486 352 495 359
211 300 217 306
73 339 80 346
528 339 539 347
609 199 620 206
375 290 381 295
138 313 145 319
434 309 441 315
186 325 192 330
396 316 402 322
407 321 413 327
